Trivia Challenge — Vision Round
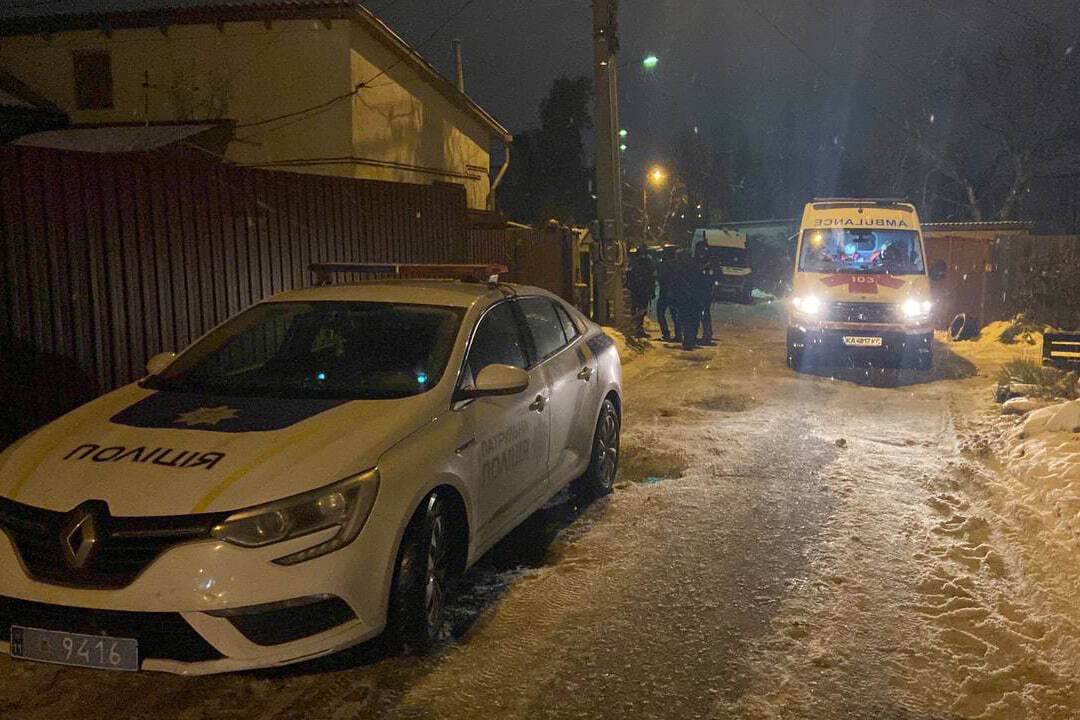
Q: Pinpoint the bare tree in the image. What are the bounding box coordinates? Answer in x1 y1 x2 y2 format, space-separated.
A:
893 31 1080 221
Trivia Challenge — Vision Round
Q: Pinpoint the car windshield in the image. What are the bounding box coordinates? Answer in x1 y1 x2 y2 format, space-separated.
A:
144 301 464 400
798 229 925 275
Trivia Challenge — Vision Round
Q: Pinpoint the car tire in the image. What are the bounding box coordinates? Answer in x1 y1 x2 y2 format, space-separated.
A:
581 398 620 497
386 492 453 654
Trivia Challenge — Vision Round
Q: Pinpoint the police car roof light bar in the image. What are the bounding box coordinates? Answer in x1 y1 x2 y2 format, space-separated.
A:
310 262 509 286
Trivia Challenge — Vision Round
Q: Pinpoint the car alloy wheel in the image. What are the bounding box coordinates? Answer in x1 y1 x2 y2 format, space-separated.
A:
584 399 620 496
423 499 448 634
387 492 453 653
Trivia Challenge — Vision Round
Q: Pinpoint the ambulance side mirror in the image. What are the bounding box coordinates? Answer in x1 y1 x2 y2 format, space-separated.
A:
146 351 177 376
929 259 947 282
458 364 529 400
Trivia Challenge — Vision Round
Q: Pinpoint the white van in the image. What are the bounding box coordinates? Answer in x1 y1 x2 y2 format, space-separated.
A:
786 199 946 371
692 229 754 304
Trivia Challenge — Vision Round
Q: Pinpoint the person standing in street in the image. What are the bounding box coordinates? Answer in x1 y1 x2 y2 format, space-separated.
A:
626 247 656 338
655 245 680 342
694 241 716 346
672 249 701 351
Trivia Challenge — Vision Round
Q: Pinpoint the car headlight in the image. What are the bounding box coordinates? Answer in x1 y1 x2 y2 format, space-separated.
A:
212 468 379 565
792 295 822 315
901 298 933 320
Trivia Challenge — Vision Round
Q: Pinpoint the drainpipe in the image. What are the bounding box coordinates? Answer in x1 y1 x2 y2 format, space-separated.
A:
488 143 510 211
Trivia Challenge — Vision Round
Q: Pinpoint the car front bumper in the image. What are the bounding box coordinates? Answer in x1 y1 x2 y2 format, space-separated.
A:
788 321 932 368
0 515 399 675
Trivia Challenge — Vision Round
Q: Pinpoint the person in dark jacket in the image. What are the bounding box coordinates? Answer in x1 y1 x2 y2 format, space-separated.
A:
694 241 716 345
655 245 680 342
672 249 701 350
626 247 656 338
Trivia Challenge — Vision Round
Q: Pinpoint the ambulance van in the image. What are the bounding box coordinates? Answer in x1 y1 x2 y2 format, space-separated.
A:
786 199 946 371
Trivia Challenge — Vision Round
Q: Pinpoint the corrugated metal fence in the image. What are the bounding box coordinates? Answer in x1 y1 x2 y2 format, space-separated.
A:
0 145 511 445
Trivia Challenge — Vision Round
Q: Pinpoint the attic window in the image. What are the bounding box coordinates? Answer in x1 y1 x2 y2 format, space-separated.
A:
73 50 114 110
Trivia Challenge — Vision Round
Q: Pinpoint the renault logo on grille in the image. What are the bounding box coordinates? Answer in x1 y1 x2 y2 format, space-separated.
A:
61 503 103 570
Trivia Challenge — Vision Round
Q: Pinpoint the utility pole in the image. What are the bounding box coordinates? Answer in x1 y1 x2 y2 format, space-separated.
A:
452 39 465 93
592 0 626 326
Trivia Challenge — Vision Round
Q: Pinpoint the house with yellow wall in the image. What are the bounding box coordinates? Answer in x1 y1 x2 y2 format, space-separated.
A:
0 0 511 210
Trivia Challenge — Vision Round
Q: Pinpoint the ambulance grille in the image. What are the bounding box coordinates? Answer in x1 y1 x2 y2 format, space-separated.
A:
0 497 228 590
827 302 897 324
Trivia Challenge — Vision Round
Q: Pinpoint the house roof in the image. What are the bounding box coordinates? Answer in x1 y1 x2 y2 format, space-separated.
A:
0 0 512 144
923 221 1035 233
0 70 66 116
13 123 222 152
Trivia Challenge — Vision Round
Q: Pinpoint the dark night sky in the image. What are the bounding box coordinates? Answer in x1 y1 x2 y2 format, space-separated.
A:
380 0 1079 174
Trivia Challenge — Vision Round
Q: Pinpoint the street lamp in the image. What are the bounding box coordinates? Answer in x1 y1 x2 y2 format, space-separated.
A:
643 166 668 243
642 54 659 70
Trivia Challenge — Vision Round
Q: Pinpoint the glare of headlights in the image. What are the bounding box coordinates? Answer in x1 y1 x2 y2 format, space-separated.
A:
902 298 931 319
793 296 821 315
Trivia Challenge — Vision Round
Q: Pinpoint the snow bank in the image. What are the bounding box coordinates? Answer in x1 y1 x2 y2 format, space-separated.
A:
1004 400 1080 544
939 319 1044 371
600 326 644 364
1001 396 1052 415
1021 400 1080 436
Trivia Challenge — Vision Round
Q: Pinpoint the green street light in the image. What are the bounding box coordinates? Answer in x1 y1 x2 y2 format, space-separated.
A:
619 128 628 139
619 143 628 152
642 54 659 70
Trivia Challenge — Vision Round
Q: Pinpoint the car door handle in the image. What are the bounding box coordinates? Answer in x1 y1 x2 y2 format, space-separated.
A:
577 366 593 382
529 395 547 412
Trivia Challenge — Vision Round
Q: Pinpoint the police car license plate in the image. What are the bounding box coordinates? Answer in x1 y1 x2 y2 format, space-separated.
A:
10 625 139 671
843 336 883 347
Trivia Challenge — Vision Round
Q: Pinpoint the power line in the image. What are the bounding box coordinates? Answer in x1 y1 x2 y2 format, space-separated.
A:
731 0 818 68
237 0 481 134
729 0 924 142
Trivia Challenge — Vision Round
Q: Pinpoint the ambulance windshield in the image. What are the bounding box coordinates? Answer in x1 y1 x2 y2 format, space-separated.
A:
145 301 464 400
799 229 924 275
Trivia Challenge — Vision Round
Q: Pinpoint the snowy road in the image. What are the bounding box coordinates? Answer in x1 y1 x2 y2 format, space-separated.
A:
4 303 1080 719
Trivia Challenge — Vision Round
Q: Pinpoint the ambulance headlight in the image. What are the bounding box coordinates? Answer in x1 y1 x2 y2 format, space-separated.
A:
792 295 822 315
902 298 933 320
212 468 379 564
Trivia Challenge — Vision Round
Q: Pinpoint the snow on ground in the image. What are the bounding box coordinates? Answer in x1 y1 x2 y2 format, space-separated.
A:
940 320 1045 372
4 302 1080 720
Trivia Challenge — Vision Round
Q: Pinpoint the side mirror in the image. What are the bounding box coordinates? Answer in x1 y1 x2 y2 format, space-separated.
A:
459 364 529 400
146 351 177 376
929 259 947 282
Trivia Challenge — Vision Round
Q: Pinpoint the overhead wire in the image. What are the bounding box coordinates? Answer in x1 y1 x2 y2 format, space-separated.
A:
236 0 482 136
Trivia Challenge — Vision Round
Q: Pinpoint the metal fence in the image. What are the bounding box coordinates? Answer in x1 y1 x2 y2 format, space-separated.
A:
0 146 496 444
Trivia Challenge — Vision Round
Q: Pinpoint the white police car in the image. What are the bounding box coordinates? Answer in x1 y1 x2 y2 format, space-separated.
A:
0 264 622 674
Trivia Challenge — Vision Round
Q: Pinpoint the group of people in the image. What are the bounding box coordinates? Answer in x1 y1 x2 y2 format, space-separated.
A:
626 242 716 351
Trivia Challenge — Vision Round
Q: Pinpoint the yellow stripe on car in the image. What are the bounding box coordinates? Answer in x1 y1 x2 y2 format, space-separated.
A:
191 429 316 513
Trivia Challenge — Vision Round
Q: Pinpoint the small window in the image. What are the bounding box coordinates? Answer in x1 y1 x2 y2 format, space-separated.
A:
73 50 114 110
466 302 528 379
554 303 581 343
519 297 567 360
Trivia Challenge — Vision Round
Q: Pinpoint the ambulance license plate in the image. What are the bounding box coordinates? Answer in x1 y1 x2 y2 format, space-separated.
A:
10 625 139 671
842 336 883 347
